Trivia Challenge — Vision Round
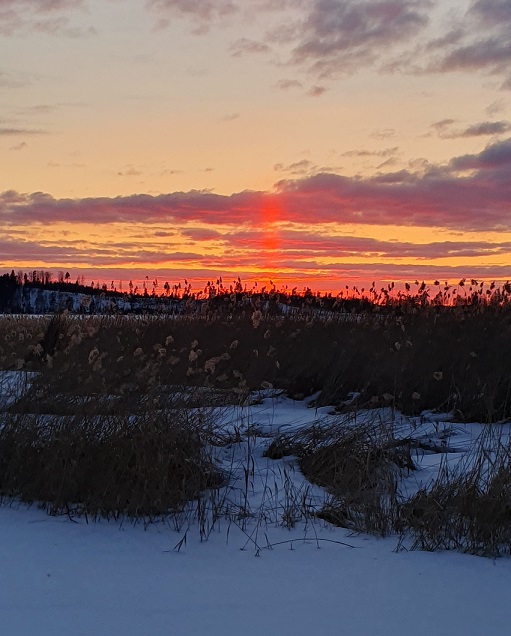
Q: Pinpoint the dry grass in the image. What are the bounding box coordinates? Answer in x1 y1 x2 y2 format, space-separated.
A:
402 426 511 556
266 415 413 536
3 307 511 555
0 409 223 520
3 305 511 422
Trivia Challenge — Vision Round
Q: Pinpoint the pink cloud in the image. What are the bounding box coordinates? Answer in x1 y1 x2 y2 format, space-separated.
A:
2 139 511 235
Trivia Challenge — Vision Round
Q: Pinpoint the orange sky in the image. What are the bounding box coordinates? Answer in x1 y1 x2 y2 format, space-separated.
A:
1 0 511 291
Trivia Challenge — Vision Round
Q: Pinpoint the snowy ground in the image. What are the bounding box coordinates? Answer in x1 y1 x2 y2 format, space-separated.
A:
1 393 511 635
2 505 511 636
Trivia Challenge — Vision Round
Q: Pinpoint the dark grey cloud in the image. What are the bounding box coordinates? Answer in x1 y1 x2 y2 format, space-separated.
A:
471 0 511 27
426 0 511 89
142 0 511 88
286 0 430 78
449 137 511 171
146 1 431 79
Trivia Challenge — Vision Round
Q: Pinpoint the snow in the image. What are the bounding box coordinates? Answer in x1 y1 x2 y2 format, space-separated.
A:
0 370 34 409
1 395 511 635
2 506 511 636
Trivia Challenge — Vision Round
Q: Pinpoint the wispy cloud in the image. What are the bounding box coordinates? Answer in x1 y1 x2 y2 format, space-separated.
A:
306 85 327 97
274 78 303 90
220 112 240 122
142 0 511 88
424 0 511 89
0 127 46 135
0 0 92 36
285 0 430 79
229 38 270 57
146 0 239 31
8 141 27 151
432 119 511 139
342 147 399 158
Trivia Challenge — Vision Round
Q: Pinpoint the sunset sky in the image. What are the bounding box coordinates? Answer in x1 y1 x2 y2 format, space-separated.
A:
2 0 511 291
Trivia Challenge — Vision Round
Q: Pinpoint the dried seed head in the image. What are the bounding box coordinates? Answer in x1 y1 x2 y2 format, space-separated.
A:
88 347 100 365
251 310 262 328
204 359 217 374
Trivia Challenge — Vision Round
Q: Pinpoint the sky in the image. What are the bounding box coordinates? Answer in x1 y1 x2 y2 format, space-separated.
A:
1 0 511 292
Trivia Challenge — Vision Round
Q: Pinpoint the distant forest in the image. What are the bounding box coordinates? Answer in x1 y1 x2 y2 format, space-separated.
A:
1 269 509 315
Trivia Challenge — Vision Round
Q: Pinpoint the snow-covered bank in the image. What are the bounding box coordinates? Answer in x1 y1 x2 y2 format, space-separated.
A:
1 504 511 636
1 396 511 635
